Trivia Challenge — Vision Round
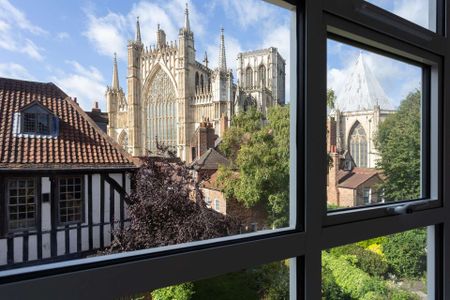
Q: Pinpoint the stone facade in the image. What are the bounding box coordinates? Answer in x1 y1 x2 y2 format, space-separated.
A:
106 5 285 161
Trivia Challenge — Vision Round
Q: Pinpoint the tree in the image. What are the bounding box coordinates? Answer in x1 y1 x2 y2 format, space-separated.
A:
219 106 290 228
375 90 421 201
104 146 240 253
327 88 336 110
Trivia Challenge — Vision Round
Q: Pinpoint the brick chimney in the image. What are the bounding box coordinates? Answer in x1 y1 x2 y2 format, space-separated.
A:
92 101 101 113
327 116 337 152
190 118 217 162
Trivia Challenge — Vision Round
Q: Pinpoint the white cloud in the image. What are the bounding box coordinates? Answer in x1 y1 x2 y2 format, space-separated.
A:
22 39 44 61
0 62 35 80
393 0 430 29
0 0 46 60
57 32 70 40
84 12 128 60
219 0 274 28
52 61 106 110
83 0 207 60
0 0 47 35
327 48 421 107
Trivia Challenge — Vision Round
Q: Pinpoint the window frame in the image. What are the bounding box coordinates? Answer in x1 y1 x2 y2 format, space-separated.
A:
0 1 449 299
56 176 85 226
4 177 38 234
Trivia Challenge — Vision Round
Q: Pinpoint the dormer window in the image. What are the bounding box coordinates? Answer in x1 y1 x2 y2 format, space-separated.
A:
14 101 59 137
23 112 51 134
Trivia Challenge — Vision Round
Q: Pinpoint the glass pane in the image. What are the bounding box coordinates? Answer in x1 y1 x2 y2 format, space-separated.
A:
365 0 436 31
322 228 428 299
124 258 294 300
0 0 297 271
327 39 423 211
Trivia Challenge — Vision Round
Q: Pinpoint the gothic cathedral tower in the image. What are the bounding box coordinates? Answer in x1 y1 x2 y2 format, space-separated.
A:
106 4 285 161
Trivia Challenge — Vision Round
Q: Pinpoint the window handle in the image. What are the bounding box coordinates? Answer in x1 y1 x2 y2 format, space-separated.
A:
387 202 430 215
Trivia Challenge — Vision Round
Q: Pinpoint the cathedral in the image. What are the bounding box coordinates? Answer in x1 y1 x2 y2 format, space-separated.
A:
106 4 286 161
328 52 396 168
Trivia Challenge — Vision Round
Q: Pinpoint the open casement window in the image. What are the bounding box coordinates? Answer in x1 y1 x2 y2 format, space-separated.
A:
1 1 449 299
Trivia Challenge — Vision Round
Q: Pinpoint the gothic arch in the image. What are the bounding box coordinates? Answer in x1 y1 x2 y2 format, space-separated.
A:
195 72 199 92
143 62 178 99
200 74 204 93
245 66 253 88
143 67 177 154
258 64 266 87
348 121 368 168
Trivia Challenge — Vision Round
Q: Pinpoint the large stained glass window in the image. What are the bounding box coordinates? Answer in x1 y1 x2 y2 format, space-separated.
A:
146 68 177 153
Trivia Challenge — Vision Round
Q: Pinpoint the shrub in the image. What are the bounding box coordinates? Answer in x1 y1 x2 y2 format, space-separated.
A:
322 252 388 299
382 228 426 279
330 244 389 277
152 283 195 300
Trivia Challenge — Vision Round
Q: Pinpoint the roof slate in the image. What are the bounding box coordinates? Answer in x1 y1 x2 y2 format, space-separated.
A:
0 77 135 170
191 148 231 170
337 167 380 189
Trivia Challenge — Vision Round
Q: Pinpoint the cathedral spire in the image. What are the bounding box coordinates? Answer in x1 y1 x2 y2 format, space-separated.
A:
184 2 191 32
112 53 119 90
203 51 208 67
135 16 142 43
219 27 227 71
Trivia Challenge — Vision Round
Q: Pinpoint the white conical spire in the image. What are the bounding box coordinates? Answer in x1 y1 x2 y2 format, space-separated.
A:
218 27 227 71
135 16 142 43
112 53 119 90
334 52 394 112
184 2 190 32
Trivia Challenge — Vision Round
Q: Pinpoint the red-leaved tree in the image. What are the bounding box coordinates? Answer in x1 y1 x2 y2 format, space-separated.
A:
105 146 240 253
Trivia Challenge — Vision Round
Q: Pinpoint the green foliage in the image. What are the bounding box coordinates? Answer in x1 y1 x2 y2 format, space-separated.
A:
219 106 290 227
330 244 388 277
382 228 427 279
322 252 389 299
327 88 336 109
375 90 421 201
389 289 420 300
193 270 259 300
251 261 290 300
219 108 263 161
322 264 351 299
152 283 195 300
192 261 289 300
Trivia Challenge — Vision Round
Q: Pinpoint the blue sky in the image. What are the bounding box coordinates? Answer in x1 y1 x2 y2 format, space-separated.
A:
0 0 293 110
327 40 422 108
327 0 431 107
0 0 429 111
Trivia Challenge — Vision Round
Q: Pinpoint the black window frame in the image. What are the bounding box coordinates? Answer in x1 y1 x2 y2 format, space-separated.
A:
0 1 449 299
21 112 52 135
56 176 85 226
5 177 38 233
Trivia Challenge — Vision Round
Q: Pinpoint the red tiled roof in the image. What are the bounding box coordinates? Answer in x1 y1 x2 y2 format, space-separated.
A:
337 168 381 189
0 77 136 170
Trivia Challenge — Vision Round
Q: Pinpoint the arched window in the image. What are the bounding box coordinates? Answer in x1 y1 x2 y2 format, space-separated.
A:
195 72 199 92
246 67 253 88
349 122 368 167
258 65 266 87
200 74 204 93
147 68 177 153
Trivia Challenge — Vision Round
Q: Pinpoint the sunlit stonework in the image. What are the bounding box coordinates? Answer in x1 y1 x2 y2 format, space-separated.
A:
106 5 286 161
